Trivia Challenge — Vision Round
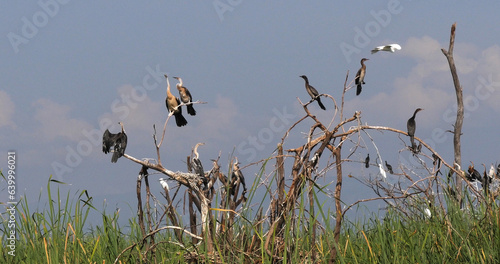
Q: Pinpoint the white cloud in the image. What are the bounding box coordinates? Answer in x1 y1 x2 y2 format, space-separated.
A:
0 90 15 129
33 98 93 142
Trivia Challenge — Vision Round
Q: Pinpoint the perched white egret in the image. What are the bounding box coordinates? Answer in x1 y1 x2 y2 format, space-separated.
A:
158 178 169 192
371 43 401 54
424 208 432 219
488 164 495 179
378 163 387 179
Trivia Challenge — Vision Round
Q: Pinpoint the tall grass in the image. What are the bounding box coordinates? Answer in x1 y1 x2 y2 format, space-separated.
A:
1 174 499 263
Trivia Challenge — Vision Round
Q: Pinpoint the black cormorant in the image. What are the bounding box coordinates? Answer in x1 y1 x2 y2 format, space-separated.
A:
355 58 369 96
164 75 188 127
385 161 394 174
365 153 370 168
299 75 326 110
173 77 196 116
407 108 423 149
102 122 128 163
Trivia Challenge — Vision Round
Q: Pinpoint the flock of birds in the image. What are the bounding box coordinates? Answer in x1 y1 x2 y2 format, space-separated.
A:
102 74 199 164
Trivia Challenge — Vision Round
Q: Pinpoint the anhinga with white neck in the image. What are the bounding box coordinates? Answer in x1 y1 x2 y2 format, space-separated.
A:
355 58 369 96
299 75 326 110
102 122 128 163
173 76 196 116
191 142 206 185
407 108 423 149
231 158 247 196
164 74 188 127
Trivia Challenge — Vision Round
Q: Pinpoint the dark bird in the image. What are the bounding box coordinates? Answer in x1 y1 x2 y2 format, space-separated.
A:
102 122 128 163
466 162 482 182
164 75 188 127
299 75 326 110
385 161 394 174
231 158 247 196
365 154 370 168
407 108 423 150
173 76 196 116
191 143 206 186
355 58 369 96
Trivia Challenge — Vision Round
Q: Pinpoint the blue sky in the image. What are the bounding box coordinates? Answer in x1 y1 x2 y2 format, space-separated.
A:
1 1 500 223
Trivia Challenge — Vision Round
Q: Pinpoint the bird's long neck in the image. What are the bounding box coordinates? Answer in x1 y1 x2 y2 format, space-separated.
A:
302 76 309 85
166 77 172 96
194 143 200 159
120 122 125 133
177 78 183 88
412 109 420 119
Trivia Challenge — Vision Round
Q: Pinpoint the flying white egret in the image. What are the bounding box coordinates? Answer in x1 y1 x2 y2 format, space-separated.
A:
158 178 170 192
371 43 401 54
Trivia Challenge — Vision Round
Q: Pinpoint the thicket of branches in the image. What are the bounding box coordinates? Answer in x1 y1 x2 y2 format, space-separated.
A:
108 23 500 263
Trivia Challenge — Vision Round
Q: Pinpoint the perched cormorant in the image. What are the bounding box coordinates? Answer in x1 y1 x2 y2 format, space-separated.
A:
173 77 196 116
102 122 128 163
365 154 370 168
299 75 326 110
355 58 369 96
385 161 394 174
164 75 188 127
371 44 401 54
466 162 482 182
407 108 423 149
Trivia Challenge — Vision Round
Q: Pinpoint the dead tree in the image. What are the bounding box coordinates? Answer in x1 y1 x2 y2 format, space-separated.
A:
441 22 465 204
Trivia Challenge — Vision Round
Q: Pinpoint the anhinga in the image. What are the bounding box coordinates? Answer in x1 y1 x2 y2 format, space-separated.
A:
355 58 369 96
407 108 423 149
371 43 401 54
164 74 188 127
102 122 127 163
231 158 247 196
191 142 206 185
466 162 482 182
365 153 370 168
299 75 326 110
385 161 394 174
173 77 196 116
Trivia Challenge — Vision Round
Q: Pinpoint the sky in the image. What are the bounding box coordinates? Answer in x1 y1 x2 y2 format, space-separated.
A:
1 1 500 225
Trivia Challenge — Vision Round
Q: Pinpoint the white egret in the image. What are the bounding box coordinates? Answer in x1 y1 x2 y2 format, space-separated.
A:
371 43 401 54
158 178 170 192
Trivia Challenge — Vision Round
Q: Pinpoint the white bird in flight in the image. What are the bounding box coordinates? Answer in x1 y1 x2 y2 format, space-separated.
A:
371 43 401 54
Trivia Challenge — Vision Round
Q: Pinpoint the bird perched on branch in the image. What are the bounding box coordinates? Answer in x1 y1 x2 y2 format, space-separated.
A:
299 75 326 110
158 178 170 192
371 43 401 54
102 122 128 163
191 143 206 186
355 58 369 96
365 154 370 168
466 162 482 182
385 161 394 174
173 76 196 116
164 74 188 127
231 158 247 196
407 108 423 150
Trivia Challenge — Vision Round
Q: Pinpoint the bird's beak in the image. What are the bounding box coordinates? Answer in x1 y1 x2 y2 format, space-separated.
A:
164 74 168 78
173 76 179 79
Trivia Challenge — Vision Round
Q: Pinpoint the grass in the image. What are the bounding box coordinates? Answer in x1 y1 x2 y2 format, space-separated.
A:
1 174 499 263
